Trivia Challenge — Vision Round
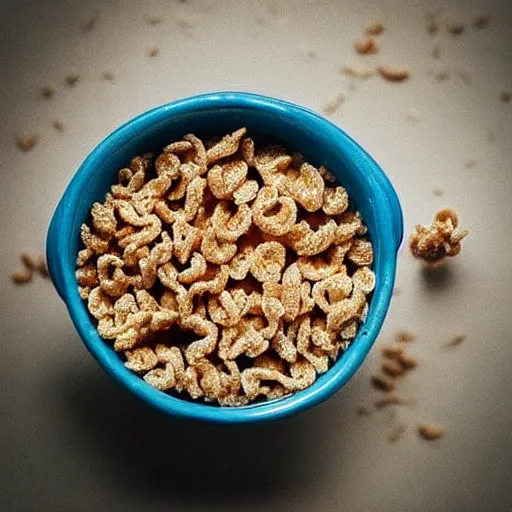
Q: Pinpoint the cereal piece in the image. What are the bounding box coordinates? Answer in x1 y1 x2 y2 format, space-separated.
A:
272 326 298 363
12 269 32 284
382 358 405 377
397 352 417 370
75 264 99 287
76 248 95 267
96 254 140 297
374 394 404 409
427 19 438 34
365 22 384 35
355 36 378 55
250 242 286 283
340 320 358 341
212 202 252 242
208 290 249 327
447 22 465 35
52 120 65 132
233 179 259 205
357 406 370 416
287 220 337 256
409 208 468 264
388 425 406 443
173 217 199 265
352 266 376 294
341 66 374 79
41 85 56 99
183 133 208 175
143 364 176 391
187 265 230 304
323 93 345 116
381 343 404 358
228 245 255 280
240 137 256 166
193 359 223 401
201 226 237 265
78 286 91 299
80 224 109 254
182 315 219 365
138 232 173 288
148 47 159 57
371 374 396 392
297 244 349 282
347 239 373 266
334 211 365 244
378 66 409 82
418 423 444 441
154 344 185 392
206 127 246 165
65 71 80 86
323 186 349 216
183 176 207 222
326 289 366 333
87 287 115 319
175 252 206 284
395 330 416 343
473 13 490 29
16 134 38 152
91 201 117 239
313 273 353 313
124 347 158 372
281 263 302 322
261 295 285 339
299 281 315 315
297 317 329 373
252 186 297 236
444 334 466 348
500 90 512 104
183 366 204 399
167 163 201 202
281 163 325 212
208 160 248 200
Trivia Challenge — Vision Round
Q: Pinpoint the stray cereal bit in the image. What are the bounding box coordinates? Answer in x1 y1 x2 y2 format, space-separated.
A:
41 85 56 99
148 47 159 57
500 90 511 104
371 374 396 392
418 423 444 440
397 351 417 370
16 134 38 152
80 11 99 33
378 66 409 82
12 252 48 284
432 187 444 197
382 358 405 377
473 13 490 29
374 394 404 409
77 127 375 406
65 71 80 87
395 330 416 343
12 269 32 284
444 333 466 348
355 36 379 55
381 343 404 358
53 120 65 133
365 22 384 36
388 424 406 442
357 406 370 416
341 66 374 79
447 21 465 35
102 71 115 81
323 93 345 116
409 208 468 265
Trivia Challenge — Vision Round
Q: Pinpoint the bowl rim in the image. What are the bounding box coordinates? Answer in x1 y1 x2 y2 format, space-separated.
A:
47 91 402 424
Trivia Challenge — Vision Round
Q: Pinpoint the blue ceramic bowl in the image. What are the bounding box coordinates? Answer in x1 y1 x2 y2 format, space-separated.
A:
46 92 403 424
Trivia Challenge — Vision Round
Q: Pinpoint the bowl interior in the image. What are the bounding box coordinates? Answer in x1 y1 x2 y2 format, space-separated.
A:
54 93 399 423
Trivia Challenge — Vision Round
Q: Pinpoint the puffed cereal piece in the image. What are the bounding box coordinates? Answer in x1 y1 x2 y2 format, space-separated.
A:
252 185 297 236
207 289 249 327
167 162 202 202
183 366 204 399
228 245 255 281
296 243 350 281
164 140 193 154
91 200 117 239
77 248 95 267
124 346 158 372
173 217 199 265
80 224 109 254
347 239 374 266
212 202 252 242
183 176 207 222
299 281 315 315
323 186 349 216
250 241 287 283
281 263 302 322
286 219 337 256
340 320 359 340
233 179 259 205
272 325 298 363
206 127 247 165
123 246 150 269
326 289 367 333
87 286 114 320
135 290 179 332
155 151 181 178
182 314 219 365
138 231 173 289
334 211 365 243
177 252 207 284
183 133 208 175
154 344 186 392
201 226 237 265
143 363 176 391
75 264 99 287
207 160 248 200
297 316 329 373
240 137 256 166
261 295 285 339
96 254 141 297
280 163 325 212
312 272 353 313
187 265 230 304
352 266 376 294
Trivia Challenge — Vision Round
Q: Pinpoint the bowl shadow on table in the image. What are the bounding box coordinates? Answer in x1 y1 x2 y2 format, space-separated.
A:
53 362 346 507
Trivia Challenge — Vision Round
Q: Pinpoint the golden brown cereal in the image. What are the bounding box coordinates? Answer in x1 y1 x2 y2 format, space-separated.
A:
409 208 468 264
395 330 416 343
371 374 396 392
381 343 405 358
12 269 32 284
427 20 438 34
397 352 418 370
78 128 375 406
378 66 410 82
365 22 384 35
341 65 374 79
355 37 379 55
418 423 444 441
323 93 345 116
382 358 405 377
16 134 38 152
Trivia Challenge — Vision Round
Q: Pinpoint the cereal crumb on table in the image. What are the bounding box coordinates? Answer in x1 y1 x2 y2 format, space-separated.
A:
12 253 48 284
446 22 465 35
323 93 345 115
378 66 409 82
418 423 444 440
148 47 159 57
65 71 80 86
388 424 406 442
341 66 374 79
473 13 490 29
395 330 416 343
444 333 466 348
500 90 511 104
80 12 99 33
409 208 468 265
53 120 65 132
371 374 396 392
355 37 378 55
432 187 444 197
357 406 370 416
40 85 56 99
16 134 38 151
365 22 384 36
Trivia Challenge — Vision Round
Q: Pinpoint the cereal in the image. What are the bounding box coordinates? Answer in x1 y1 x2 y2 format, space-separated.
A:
77 128 375 406
53 120 65 132
397 352 417 370
444 334 466 348
41 85 56 99
382 358 405 377
65 71 80 86
446 22 465 35
473 14 490 29
355 37 379 55
371 374 396 392
378 66 410 82
341 66 374 79
409 208 468 264
148 47 159 57
395 330 416 343
418 423 444 441
388 425 406 442
16 134 38 152
365 22 384 35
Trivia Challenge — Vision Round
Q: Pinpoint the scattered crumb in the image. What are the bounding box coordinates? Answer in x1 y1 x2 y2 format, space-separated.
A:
341 65 374 79
355 37 378 55
102 71 115 81
444 334 466 348
145 16 162 25
463 158 477 169
382 358 405 377
12 252 48 283
53 120 65 133
388 424 406 442
375 394 404 409
418 423 444 440
80 11 99 33
16 134 38 152
12 270 32 284
447 22 465 35
427 20 438 35
432 187 444 197
40 85 56 99
323 93 345 116
392 287 401 296
65 71 80 87
397 352 418 370
371 374 396 392
431 44 441 59
406 107 421 124
378 66 409 82
365 22 384 36
473 13 490 29
500 90 511 104
148 47 159 57
381 343 404 358
357 406 370 416
395 330 416 343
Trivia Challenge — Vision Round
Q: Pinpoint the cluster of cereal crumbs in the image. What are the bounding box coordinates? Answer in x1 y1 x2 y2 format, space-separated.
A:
409 208 468 265
76 128 376 406
12 253 49 284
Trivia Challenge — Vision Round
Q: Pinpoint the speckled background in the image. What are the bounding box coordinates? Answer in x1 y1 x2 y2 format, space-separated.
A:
1 1 511 511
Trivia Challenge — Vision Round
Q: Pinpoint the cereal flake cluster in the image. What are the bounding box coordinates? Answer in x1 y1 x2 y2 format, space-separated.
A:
76 128 375 406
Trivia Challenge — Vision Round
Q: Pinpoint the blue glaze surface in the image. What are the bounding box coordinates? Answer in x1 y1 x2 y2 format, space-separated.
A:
46 92 403 424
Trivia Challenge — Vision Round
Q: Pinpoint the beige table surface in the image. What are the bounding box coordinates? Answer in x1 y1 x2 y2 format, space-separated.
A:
1 1 512 511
